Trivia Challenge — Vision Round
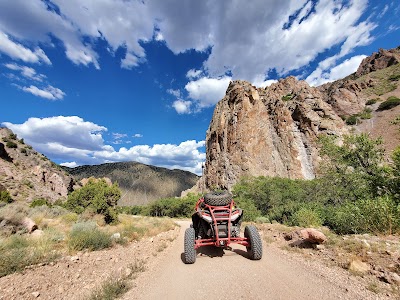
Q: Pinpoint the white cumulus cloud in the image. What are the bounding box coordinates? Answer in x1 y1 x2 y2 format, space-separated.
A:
172 100 192 114
185 76 231 108
306 54 367 86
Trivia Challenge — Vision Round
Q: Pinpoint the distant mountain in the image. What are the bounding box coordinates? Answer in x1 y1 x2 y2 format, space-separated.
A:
64 162 199 205
205 46 400 190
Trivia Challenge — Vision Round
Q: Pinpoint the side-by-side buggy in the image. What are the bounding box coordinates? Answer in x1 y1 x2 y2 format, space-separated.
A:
184 191 262 264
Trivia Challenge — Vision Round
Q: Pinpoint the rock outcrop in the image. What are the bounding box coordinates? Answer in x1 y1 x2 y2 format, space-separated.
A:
356 47 400 77
204 77 347 190
0 127 75 203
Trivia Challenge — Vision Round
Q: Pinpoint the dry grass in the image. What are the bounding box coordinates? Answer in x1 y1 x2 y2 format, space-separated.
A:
110 214 177 242
87 259 145 300
0 203 176 278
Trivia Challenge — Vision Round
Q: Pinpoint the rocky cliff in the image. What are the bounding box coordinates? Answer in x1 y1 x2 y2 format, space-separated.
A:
204 46 400 190
205 77 347 189
0 128 74 203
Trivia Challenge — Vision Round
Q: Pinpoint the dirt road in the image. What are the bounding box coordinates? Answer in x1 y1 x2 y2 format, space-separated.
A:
124 221 386 300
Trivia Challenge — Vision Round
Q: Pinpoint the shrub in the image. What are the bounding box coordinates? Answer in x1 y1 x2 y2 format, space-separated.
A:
281 94 293 101
345 115 358 125
19 138 24 144
65 179 121 224
30 198 51 208
366 99 378 105
145 193 200 218
8 133 17 140
359 108 372 119
6 141 17 148
378 96 400 111
324 197 398 234
0 190 13 203
388 74 400 81
117 206 143 215
68 222 112 251
0 235 59 277
290 207 323 227
20 148 27 154
234 196 261 222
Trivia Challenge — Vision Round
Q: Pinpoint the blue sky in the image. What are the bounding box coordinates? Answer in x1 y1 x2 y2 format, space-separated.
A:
0 0 399 175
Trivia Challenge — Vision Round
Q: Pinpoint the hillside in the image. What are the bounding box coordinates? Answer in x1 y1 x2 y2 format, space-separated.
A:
64 162 199 205
0 128 74 203
205 46 400 190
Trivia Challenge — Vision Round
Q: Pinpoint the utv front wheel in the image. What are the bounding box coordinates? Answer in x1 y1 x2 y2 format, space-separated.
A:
244 225 262 260
184 227 196 264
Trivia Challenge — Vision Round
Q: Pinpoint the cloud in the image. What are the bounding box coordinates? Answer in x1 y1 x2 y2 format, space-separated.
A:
306 55 367 86
172 100 192 114
4 63 46 81
112 133 128 139
167 89 181 98
0 31 51 64
185 76 231 108
186 69 203 80
0 0 376 81
2 116 205 175
60 161 78 168
21 85 66 100
133 133 143 138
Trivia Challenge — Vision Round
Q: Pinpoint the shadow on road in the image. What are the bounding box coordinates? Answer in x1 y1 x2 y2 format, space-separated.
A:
180 245 249 263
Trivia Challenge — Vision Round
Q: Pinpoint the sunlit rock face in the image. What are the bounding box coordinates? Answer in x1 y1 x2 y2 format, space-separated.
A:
204 77 348 190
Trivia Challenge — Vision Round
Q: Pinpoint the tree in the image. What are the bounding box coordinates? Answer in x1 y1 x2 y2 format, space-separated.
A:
65 178 121 223
318 133 389 202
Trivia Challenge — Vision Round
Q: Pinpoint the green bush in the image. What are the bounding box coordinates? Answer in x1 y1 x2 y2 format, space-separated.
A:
20 148 27 154
378 96 400 111
345 115 358 125
68 222 112 251
0 190 13 203
145 193 199 218
324 197 398 234
388 74 400 81
281 94 293 101
234 196 261 222
117 206 143 215
290 207 323 227
6 141 17 148
30 198 51 208
8 133 17 140
366 99 378 105
65 179 121 224
359 108 372 119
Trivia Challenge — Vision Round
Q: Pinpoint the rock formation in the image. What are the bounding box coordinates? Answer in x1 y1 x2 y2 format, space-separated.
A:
204 46 400 190
356 47 400 77
204 77 347 190
0 127 75 203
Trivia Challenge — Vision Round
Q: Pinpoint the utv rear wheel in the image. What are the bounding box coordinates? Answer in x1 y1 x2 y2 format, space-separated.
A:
184 227 196 264
244 225 262 260
204 191 232 206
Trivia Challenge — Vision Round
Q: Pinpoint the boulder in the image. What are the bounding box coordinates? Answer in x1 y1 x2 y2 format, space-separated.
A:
285 228 327 246
348 259 370 275
22 217 38 233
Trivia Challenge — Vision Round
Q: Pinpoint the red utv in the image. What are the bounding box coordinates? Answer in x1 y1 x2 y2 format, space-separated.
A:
184 191 262 264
